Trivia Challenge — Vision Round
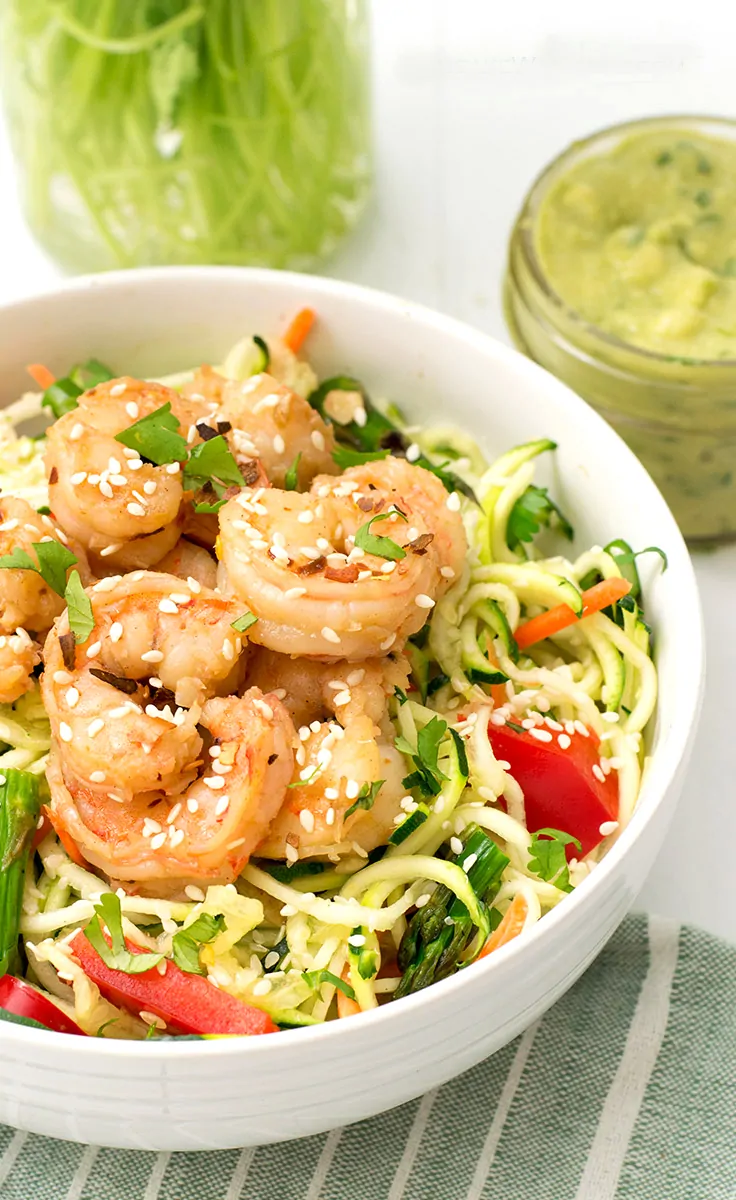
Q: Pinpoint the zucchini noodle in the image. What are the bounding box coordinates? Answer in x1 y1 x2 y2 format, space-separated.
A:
0 330 660 1036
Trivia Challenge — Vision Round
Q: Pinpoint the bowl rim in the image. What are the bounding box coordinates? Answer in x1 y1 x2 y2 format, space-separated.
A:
0 265 705 1059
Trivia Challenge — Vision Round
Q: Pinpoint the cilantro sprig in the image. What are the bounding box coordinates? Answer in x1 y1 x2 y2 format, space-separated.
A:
83 894 164 975
65 571 95 644
354 511 407 561
396 716 449 797
507 485 574 552
528 828 582 893
0 541 94 645
171 913 226 976
284 453 301 491
345 779 384 821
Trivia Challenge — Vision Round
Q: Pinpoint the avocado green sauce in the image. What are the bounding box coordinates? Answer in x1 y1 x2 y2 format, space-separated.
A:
536 129 736 360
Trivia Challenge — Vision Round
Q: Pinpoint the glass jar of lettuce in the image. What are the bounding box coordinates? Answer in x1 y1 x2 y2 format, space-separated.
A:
504 115 736 545
0 1 371 273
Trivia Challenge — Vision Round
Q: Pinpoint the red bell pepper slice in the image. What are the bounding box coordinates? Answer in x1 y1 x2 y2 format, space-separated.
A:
0 975 85 1035
489 721 619 857
70 931 278 1037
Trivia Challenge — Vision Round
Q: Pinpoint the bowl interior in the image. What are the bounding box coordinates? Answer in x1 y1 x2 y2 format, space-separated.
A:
0 266 703 1052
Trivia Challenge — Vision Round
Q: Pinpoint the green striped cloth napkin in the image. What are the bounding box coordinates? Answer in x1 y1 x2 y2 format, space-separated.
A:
0 912 731 1200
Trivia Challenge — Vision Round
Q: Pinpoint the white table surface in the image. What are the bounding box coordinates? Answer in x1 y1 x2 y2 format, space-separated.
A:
0 1 734 939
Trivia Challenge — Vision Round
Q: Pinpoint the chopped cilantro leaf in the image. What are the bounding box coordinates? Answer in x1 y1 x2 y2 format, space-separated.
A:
345 780 384 821
115 402 188 466
393 686 409 705
0 541 77 598
65 570 95 644
354 511 407 561
507 484 574 551
83 893 164 975
183 435 244 492
172 913 225 975
397 716 449 797
332 446 390 469
528 828 582 893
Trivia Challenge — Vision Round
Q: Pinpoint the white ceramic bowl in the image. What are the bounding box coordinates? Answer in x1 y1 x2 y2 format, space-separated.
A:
0 268 703 1150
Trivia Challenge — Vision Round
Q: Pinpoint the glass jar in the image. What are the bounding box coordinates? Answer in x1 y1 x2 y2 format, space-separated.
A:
504 115 736 545
0 1 371 274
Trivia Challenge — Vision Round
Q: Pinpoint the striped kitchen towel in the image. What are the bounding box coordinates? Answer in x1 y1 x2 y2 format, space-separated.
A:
0 912 732 1200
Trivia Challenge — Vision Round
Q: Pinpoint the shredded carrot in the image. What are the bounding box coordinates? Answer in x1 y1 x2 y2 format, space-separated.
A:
45 806 87 868
515 577 632 651
31 811 52 852
337 965 361 1019
26 363 55 390
479 893 528 959
282 307 316 354
483 633 509 709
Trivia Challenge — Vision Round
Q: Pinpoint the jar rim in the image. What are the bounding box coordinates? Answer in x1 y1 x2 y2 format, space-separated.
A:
516 112 736 371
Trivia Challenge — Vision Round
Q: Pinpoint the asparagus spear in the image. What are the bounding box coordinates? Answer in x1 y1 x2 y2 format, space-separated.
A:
396 824 509 998
0 770 41 976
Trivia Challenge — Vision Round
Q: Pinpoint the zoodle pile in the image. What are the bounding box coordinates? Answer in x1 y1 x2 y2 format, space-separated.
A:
0 310 661 1039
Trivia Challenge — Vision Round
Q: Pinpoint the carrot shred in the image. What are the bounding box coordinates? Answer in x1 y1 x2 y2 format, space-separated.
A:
282 307 316 354
26 363 55 390
337 965 361 1019
483 633 509 708
45 806 87 868
515 577 632 650
479 893 528 959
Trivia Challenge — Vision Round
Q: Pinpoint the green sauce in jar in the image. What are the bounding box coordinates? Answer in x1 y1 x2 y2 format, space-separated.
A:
504 117 736 545
535 128 736 360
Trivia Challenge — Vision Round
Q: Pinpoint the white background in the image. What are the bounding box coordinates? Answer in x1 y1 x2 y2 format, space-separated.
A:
0 2 734 938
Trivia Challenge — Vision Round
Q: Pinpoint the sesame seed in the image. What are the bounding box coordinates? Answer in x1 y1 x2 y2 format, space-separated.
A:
311 430 326 451
128 459 144 471
66 687 79 708
88 718 105 738
110 382 127 397
345 780 360 800
285 843 299 864
167 803 182 826
380 633 397 651
273 433 286 454
185 885 205 901
415 893 432 908
599 820 619 836
59 722 73 743
99 480 114 499
252 698 274 720
108 621 123 644
283 586 306 601
602 711 620 723
446 492 461 512
86 641 102 659
125 401 139 419
150 832 167 850
215 795 230 817
333 690 351 707
169 829 185 848
166 462 180 475
299 809 315 833
89 770 106 784
321 626 341 644
529 727 553 743
143 480 157 496
157 599 177 616
53 670 73 684
353 407 367 427
99 543 122 558
70 423 84 441
316 537 331 552
406 442 421 462
186 577 201 593
592 764 606 783
186 798 199 814
211 760 232 776
324 787 339 801
297 510 314 525
381 561 397 574
310 721 321 733
415 594 435 609
141 650 164 663
127 502 146 518
574 721 590 738
462 852 478 873
70 472 87 486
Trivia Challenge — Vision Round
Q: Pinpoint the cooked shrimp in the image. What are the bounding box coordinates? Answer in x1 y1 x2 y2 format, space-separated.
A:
41 572 249 798
252 650 410 861
45 690 294 890
218 457 467 659
157 539 218 590
183 369 336 490
0 628 39 705
0 497 87 703
45 377 204 572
